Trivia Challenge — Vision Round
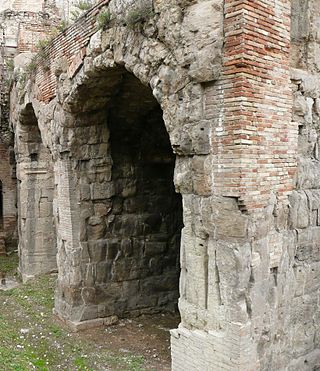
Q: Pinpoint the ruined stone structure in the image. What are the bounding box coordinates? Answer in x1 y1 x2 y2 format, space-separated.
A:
0 0 320 369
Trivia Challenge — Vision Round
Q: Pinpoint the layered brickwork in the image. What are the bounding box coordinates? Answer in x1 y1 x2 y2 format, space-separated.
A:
27 0 297 214
212 0 296 211
0 4 60 55
31 0 108 103
0 0 44 13
16 13 53 53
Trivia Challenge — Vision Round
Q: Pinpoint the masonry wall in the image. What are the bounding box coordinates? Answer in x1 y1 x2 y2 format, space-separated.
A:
283 0 320 367
0 0 81 21
8 0 320 369
0 0 66 252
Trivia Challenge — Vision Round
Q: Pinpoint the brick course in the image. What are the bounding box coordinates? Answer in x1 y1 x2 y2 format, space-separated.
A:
30 0 297 213
32 0 108 103
211 0 296 212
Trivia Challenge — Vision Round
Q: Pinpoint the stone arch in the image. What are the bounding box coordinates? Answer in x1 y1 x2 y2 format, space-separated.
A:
16 102 57 281
53 62 184 325
49 12 217 355
12 2 227 365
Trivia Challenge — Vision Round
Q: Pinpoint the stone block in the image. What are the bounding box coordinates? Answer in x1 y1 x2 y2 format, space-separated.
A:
91 183 115 200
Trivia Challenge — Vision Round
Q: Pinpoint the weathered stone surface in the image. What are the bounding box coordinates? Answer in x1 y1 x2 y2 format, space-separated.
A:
2 0 320 370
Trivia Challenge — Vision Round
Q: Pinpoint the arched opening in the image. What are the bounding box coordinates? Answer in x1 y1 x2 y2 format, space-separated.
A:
56 66 183 324
17 103 56 280
106 73 183 315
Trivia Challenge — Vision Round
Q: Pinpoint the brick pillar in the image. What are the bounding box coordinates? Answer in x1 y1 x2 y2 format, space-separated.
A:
171 1 295 369
214 0 295 212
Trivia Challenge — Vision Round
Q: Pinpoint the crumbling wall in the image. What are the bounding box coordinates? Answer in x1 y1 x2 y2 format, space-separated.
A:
8 0 320 370
0 0 65 256
284 0 320 368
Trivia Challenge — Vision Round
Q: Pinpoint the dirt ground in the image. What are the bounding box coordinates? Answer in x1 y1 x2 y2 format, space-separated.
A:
0 254 180 370
67 313 179 371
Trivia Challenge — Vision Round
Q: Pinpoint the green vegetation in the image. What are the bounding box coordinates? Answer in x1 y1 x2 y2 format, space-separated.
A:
36 39 50 51
0 255 146 370
71 0 96 21
0 254 18 274
97 10 112 30
25 56 38 75
56 20 69 33
5 58 14 73
126 2 154 30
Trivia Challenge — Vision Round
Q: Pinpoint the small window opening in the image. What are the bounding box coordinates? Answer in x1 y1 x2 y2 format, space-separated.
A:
30 153 38 162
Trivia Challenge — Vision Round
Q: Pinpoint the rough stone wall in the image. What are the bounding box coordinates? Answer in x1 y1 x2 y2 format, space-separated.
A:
285 0 320 368
8 1 320 370
0 0 66 258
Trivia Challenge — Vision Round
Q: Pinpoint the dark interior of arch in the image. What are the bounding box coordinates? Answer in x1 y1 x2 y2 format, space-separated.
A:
19 103 43 160
76 68 183 318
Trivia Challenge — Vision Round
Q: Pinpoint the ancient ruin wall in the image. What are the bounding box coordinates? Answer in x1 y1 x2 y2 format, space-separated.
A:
9 0 320 370
285 0 320 368
0 0 64 260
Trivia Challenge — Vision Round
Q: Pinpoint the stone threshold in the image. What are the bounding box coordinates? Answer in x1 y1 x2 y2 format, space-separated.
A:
53 309 119 332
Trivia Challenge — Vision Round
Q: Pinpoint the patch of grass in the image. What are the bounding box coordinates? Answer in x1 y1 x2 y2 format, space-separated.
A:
56 20 69 33
0 254 18 274
126 355 145 371
5 58 14 73
71 0 95 21
0 262 148 371
25 56 38 75
36 38 49 51
48 323 63 338
74 355 90 370
126 2 154 30
97 10 111 30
